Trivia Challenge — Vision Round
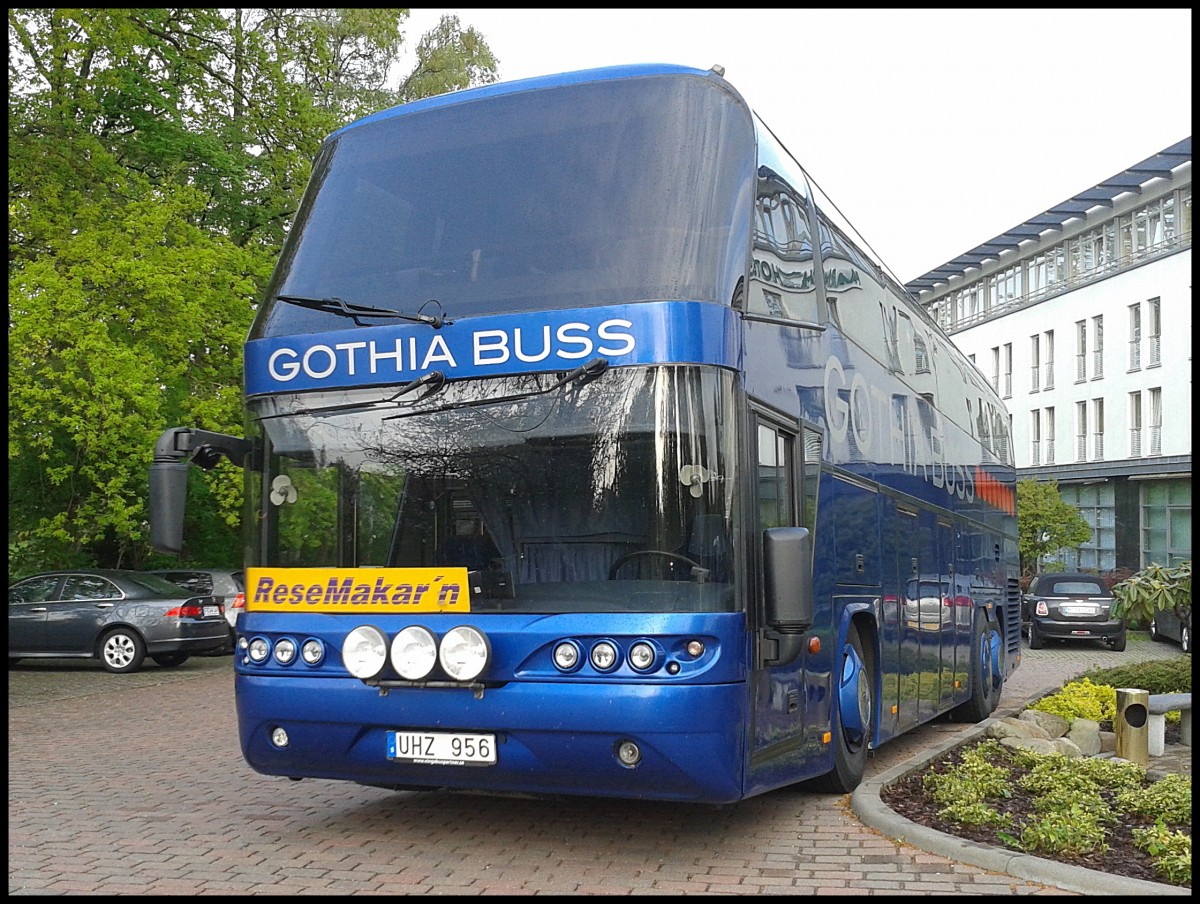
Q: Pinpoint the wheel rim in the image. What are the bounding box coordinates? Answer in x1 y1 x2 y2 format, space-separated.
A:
837 643 869 749
104 634 135 668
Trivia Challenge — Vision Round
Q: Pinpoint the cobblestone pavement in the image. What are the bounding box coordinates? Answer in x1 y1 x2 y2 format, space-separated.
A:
8 634 1188 895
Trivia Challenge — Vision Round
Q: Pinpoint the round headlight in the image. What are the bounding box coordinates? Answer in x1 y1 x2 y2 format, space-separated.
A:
628 641 656 672
438 625 490 682
552 641 581 671
273 637 297 665
342 625 388 679
247 637 270 663
391 625 437 680
301 638 324 665
590 640 619 672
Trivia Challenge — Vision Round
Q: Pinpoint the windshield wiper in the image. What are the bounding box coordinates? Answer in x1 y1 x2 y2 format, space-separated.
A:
382 357 609 422
256 370 448 421
276 294 451 328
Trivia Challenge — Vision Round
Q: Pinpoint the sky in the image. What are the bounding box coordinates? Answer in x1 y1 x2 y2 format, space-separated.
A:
395 8 1192 283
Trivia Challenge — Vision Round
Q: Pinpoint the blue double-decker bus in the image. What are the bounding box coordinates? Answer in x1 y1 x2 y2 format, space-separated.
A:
150 63 1019 803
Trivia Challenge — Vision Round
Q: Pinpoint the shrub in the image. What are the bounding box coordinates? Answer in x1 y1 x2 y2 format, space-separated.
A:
1028 677 1116 724
1132 820 1192 885
1117 774 1192 824
1019 803 1109 856
1080 658 1192 695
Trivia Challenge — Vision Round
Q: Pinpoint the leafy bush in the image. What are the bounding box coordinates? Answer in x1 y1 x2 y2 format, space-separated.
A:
1081 657 1192 695
1132 820 1192 885
1117 774 1192 824
1019 802 1109 856
1028 677 1116 724
1112 560 1192 625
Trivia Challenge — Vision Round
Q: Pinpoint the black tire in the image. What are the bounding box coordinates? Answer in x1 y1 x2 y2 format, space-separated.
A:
811 622 873 793
1108 632 1127 653
1149 618 1163 642
951 609 1004 722
100 628 146 674
152 653 190 668
1028 621 1044 650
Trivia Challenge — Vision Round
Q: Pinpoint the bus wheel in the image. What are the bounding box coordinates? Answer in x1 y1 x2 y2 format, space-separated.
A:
951 610 1004 723
813 622 873 793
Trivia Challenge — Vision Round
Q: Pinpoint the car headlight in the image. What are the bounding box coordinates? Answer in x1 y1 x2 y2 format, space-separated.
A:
247 637 270 663
391 625 438 680
590 640 619 672
628 641 656 672
438 625 490 682
273 637 297 665
342 625 388 679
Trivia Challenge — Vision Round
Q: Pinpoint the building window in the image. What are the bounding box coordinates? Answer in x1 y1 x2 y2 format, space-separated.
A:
1140 478 1191 568
1091 315 1103 379
1060 482 1116 572
1029 334 1040 391
1043 331 1054 390
1002 343 1012 398
1148 297 1161 367
1129 391 1142 457
1075 320 1087 382
1092 398 1104 460
1075 401 1087 462
1030 411 1040 465
1044 406 1055 464
1128 303 1141 371
990 346 1000 392
1149 388 1162 456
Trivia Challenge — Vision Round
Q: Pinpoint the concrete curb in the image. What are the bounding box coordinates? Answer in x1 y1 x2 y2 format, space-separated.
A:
851 688 1190 896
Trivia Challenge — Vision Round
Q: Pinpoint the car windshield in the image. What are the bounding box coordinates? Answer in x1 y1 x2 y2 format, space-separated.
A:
247 365 741 614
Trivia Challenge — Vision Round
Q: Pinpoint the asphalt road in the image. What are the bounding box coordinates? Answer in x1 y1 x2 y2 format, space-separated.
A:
8 634 1188 895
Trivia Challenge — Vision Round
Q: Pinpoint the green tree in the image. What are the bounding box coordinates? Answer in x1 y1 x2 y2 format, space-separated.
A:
8 8 499 577
1015 479 1093 577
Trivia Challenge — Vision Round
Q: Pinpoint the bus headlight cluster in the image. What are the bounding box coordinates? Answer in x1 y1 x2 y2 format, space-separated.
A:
245 635 326 668
551 638 663 673
341 624 491 682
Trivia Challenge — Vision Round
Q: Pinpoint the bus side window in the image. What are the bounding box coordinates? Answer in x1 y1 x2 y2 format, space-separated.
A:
757 421 795 530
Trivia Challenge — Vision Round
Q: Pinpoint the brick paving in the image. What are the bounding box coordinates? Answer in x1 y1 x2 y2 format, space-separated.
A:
8 636 1188 895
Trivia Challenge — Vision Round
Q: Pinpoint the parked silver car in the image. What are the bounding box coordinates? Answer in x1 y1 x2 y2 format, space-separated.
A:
1149 607 1192 654
149 569 245 653
9 569 228 673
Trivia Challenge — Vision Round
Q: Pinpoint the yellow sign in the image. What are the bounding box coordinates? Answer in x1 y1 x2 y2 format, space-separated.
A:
244 567 471 613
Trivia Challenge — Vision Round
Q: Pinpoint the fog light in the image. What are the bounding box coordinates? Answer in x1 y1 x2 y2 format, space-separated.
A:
301 639 324 665
629 641 656 671
591 641 618 671
342 625 388 679
439 625 490 682
552 641 581 671
271 726 289 748
391 625 437 680
248 637 270 663
617 740 641 766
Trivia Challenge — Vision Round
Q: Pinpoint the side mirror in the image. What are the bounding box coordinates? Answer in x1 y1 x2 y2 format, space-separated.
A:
149 427 252 555
763 526 813 633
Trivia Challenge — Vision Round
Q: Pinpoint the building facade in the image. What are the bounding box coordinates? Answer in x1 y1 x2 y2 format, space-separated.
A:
906 138 1191 574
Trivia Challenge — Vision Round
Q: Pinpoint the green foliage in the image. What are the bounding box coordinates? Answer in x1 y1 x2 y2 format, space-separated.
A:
1117 774 1192 824
8 9 500 572
1111 560 1192 625
1132 820 1192 885
1081 657 1192 695
1015 480 1093 576
1027 678 1116 725
1019 803 1109 856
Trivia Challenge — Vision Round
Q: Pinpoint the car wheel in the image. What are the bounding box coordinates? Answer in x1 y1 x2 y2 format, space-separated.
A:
152 653 189 668
1028 622 1044 650
100 628 146 674
1149 618 1163 642
950 609 1004 722
1182 624 1191 655
1109 632 1127 652
811 622 873 793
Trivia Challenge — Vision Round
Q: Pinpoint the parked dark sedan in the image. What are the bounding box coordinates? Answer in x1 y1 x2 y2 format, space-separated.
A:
9 570 228 673
1150 607 1192 654
149 568 245 654
1022 572 1126 651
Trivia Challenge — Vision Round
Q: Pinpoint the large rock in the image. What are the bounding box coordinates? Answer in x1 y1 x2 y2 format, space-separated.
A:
1017 709 1069 738
988 716 1052 741
1066 718 1101 755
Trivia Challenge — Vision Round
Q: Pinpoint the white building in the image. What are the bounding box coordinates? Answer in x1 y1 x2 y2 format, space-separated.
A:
906 138 1191 574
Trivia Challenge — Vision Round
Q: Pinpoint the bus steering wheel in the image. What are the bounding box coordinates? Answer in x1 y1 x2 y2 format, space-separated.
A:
608 550 703 581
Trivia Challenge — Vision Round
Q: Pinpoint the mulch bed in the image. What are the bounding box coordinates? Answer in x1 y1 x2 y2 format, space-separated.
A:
879 721 1190 888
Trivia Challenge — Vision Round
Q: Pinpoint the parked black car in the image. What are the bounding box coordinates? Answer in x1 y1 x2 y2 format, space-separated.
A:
1022 572 1126 651
9 570 228 673
1149 607 1192 654
149 568 245 654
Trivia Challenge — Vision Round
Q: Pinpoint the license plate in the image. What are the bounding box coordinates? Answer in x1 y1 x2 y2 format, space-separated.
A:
387 730 496 765
1061 605 1098 616
202 605 221 617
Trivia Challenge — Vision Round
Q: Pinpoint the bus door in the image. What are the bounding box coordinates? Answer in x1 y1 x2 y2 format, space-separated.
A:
747 415 822 780
892 504 921 736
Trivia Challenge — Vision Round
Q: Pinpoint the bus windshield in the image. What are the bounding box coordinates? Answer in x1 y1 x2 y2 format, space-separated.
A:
248 365 740 614
251 72 753 338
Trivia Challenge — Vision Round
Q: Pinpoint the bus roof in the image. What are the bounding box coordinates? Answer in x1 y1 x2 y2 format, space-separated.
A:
328 63 729 142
